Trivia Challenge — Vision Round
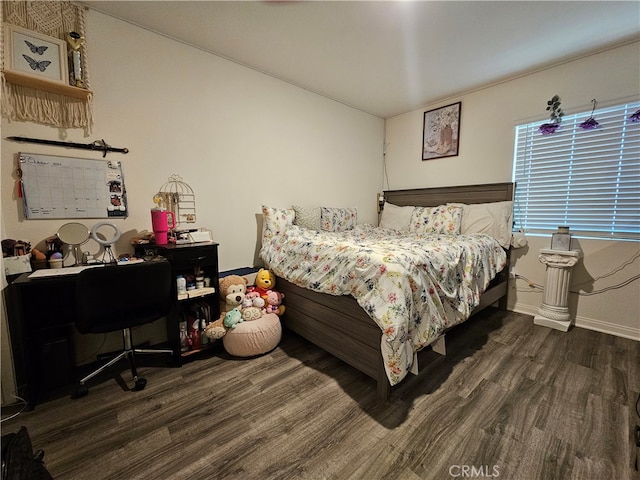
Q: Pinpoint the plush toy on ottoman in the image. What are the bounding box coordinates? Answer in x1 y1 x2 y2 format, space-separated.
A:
204 274 248 340
222 313 282 357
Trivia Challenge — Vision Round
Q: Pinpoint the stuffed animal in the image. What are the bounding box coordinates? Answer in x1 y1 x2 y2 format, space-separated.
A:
219 274 248 310
265 289 285 316
203 275 249 340
240 293 266 321
252 296 266 309
223 308 243 329
249 268 276 299
241 306 263 321
245 290 260 301
204 319 227 340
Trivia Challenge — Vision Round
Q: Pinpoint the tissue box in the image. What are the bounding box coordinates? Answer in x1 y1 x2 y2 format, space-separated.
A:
4 254 32 276
188 230 213 243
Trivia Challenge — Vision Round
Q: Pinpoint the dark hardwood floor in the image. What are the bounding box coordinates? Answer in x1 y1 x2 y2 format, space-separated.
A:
2 308 639 480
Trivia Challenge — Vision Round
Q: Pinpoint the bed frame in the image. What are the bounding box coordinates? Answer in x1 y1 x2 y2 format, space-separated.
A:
276 182 515 401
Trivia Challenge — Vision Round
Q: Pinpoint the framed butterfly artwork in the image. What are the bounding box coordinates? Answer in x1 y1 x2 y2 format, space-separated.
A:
3 24 68 86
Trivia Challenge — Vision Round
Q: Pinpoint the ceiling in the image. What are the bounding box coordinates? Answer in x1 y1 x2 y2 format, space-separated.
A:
85 1 640 119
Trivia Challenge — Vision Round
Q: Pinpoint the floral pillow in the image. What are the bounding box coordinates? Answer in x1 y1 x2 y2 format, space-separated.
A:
320 207 357 232
262 205 295 242
409 205 462 235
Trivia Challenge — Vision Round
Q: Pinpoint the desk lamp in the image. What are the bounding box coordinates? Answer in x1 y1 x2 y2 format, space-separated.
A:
91 222 121 263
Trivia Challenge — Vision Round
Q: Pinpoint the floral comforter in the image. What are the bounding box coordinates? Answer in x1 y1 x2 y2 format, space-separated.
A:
260 224 507 386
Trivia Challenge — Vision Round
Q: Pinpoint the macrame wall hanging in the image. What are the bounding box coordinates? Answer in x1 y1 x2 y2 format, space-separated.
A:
1 1 93 132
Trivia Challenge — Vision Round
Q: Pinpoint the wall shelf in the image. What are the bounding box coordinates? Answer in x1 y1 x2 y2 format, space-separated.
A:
177 287 216 302
2 70 92 100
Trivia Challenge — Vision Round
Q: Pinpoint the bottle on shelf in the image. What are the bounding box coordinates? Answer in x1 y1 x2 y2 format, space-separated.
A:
179 321 189 352
188 317 201 350
176 275 187 295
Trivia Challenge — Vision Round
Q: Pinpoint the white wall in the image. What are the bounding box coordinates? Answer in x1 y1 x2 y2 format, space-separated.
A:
384 41 640 340
0 11 383 401
2 11 384 270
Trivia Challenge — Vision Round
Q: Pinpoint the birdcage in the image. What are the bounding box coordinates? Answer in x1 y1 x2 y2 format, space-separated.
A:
153 174 196 228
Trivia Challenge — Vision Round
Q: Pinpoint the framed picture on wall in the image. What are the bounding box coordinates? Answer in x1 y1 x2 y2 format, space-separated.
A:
3 24 69 86
422 101 461 160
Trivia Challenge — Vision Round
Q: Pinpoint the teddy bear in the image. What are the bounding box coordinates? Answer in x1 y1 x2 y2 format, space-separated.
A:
248 268 276 300
219 274 248 310
265 289 285 316
203 274 248 340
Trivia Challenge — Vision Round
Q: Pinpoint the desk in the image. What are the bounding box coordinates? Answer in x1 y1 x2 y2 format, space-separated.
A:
6 263 178 410
6 243 219 410
6 271 82 410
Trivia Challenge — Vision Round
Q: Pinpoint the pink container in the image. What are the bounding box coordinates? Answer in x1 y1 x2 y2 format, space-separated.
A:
151 208 176 245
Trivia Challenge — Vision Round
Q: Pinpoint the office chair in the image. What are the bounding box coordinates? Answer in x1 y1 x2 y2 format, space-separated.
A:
72 260 175 399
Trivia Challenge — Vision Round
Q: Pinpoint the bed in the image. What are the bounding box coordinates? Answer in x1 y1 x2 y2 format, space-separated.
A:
260 182 515 401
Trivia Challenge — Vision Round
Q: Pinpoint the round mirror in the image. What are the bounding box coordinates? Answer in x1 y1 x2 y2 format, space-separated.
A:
57 222 90 265
57 222 90 245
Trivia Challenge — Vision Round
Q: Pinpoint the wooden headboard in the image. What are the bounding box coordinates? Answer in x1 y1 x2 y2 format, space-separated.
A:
384 182 515 207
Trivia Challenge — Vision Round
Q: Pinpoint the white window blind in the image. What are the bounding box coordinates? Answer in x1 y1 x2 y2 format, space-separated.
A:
513 101 640 241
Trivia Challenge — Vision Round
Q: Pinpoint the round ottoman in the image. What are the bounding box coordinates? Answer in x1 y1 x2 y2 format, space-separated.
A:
223 313 282 357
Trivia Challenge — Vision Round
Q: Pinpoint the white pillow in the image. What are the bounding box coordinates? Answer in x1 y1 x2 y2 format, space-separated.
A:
449 201 513 248
293 205 321 230
379 202 414 231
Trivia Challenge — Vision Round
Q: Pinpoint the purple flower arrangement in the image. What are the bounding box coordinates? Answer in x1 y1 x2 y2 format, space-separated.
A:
538 97 638 134
539 95 564 135
579 99 600 130
539 123 560 135
579 117 599 130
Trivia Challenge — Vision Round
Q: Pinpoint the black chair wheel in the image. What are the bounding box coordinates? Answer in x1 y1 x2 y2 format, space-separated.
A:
133 378 147 391
71 384 88 399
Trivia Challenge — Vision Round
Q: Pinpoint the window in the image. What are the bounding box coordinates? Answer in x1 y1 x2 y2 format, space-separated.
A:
513 101 640 241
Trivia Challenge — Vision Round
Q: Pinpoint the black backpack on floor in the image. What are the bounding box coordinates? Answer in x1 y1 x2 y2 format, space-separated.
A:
1 426 53 480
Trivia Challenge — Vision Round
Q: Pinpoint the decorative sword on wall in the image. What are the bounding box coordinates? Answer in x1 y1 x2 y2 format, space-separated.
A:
6 136 129 157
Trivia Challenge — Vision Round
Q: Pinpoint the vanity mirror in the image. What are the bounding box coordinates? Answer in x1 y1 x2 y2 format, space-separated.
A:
56 222 89 265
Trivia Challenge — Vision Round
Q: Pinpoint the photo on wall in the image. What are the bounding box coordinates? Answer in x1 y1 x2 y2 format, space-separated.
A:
422 101 461 160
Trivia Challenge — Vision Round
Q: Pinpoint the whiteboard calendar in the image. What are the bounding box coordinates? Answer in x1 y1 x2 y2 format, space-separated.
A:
18 152 128 219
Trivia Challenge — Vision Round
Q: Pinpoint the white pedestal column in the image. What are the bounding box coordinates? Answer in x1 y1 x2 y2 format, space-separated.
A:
533 248 581 332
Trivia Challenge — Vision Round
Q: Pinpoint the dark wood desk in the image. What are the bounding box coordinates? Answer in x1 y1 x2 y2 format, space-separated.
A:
6 243 220 410
6 265 180 410
5 272 80 409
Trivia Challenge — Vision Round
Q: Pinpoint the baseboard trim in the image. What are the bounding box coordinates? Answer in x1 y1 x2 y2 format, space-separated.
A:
509 304 537 317
573 316 640 341
509 304 640 341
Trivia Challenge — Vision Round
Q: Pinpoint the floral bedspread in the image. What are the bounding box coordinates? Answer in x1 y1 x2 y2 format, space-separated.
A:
260 224 506 386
